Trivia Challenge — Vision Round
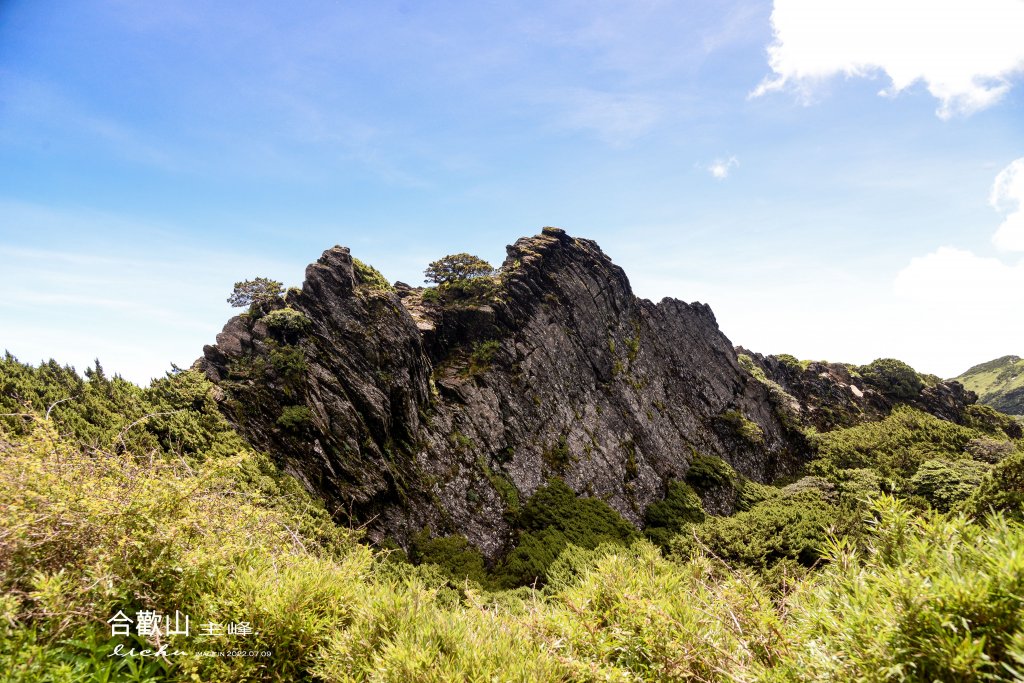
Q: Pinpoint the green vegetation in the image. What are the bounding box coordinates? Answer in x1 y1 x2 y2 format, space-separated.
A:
684 451 736 490
466 339 500 376
809 405 1008 479
542 435 574 473
775 352 803 370
4 355 1024 681
351 256 393 291
419 252 502 305
858 357 925 400
276 405 313 431
909 457 991 511
262 307 312 337
719 408 765 444
955 354 1024 415
0 360 355 681
226 277 283 309
672 490 845 573
0 355 246 460
643 480 705 548
494 479 637 588
423 253 494 286
409 531 489 586
964 447 1024 521
738 353 798 407
269 343 307 381
476 454 520 512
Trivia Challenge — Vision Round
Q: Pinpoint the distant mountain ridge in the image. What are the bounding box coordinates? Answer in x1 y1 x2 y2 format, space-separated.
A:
953 355 1024 416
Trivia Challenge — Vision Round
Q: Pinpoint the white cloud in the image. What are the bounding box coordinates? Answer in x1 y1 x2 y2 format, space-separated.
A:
891 158 1024 374
991 158 1024 251
543 88 664 147
707 156 739 179
892 247 1024 374
752 0 1024 118
895 246 1024 304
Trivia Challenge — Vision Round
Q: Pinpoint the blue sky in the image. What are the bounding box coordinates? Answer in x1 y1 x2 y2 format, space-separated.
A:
2 0 1023 383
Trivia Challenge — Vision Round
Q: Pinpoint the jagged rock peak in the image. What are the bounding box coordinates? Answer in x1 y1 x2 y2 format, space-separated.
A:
200 228 806 557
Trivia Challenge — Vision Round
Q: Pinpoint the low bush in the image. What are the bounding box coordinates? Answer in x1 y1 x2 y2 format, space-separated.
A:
963 448 1024 522
643 480 705 549
910 457 991 512
493 479 636 587
858 357 924 400
262 307 312 338
351 257 393 291
810 405 1003 481
276 405 313 431
671 491 844 571
774 497 1024 681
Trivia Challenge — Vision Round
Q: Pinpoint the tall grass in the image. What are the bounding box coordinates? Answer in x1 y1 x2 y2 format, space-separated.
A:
3 410 1024 680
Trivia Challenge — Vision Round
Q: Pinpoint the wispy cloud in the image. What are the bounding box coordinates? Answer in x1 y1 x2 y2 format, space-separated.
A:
0 202 299 384
542 88 664 147
752 0 1024 118
706 156 739 179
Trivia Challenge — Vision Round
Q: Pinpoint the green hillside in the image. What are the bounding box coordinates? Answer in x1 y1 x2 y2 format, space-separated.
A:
3 353 1024 680
954 355 1024 416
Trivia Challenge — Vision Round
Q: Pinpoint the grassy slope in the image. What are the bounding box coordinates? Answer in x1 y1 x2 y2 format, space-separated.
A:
4 417 1024 682
3 355 1024 680
954 355 1024 416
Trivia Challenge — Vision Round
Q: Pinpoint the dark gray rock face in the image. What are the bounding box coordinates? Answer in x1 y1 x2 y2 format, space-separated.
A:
201 228 806 557
739 349 978 432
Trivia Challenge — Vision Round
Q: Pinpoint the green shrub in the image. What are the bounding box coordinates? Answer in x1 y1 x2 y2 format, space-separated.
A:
810 405 996 481
276 405 312 431
671 491 842 570
466 339 500 376
410 531 488 586
735 478 781 511
494 479 636 587
739 353 799 407
964 403 1024 439
269 344 307 379
643 480 705 549
719 409 765 444
0 415 354 682
490 473 520 512
685 452 736 490
351 257 393 291
538 541 784 680
832 467 884 504
775 353 802 370
0 356 247 462
858 357 924 400
963 448 1024 521
773 497 1024 681
262 307 312 337
909 457 991 512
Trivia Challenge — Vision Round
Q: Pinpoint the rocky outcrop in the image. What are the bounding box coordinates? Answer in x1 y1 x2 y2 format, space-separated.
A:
739 350 977 432
202 228 968 558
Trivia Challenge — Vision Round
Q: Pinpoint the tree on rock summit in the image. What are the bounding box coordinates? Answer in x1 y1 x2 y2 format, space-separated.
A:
424 254 494 286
